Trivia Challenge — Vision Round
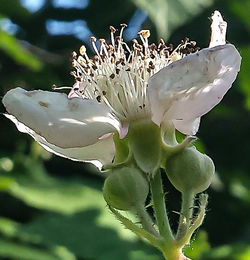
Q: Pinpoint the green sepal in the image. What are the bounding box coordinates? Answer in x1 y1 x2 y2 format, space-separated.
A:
113 132 129 164
128 120 161 173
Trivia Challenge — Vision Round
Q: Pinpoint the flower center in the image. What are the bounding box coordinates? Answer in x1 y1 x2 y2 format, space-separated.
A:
69 24 199 122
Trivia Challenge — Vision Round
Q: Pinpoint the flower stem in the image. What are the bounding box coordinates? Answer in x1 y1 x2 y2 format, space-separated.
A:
150 170 174 242
135 203 159 236
161 247 190 260
176 191 195 241
109 206 159 246
178 194 208 246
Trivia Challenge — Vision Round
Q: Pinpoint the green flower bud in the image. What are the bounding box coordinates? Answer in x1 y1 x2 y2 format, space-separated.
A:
103 167 149 210
165 147 215 194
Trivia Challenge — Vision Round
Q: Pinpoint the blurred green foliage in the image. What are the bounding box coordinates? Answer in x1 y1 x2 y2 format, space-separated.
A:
0 0 250 259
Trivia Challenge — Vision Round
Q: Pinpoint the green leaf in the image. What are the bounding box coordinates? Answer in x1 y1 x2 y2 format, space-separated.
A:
133 0 213 37
229 171 250 204
20 210 160 260
3 162 160 260
9 176 106 214
0 30 42 71
0 176 15 191
184 230 210 259
201 244 250 260
238 47 250 109
0 239 70 260
229 0 250 30
0 0 30 19
0 217 19 237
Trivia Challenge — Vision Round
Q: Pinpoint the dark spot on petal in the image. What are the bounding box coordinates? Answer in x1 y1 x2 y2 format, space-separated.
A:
69 102 79 111
39 101 49 108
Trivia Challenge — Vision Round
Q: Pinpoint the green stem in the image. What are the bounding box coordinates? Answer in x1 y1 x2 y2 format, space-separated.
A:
109 206 159 246
135 203 159 237
176 191 195 241
179 194 208 246
161 247 188 260
150 171 174 242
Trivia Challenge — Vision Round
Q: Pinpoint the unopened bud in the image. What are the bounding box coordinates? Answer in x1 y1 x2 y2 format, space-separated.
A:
165 147 215 194
103 167 149 210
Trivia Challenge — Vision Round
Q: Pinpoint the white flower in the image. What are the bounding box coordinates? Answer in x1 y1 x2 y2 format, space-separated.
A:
2 11 241 169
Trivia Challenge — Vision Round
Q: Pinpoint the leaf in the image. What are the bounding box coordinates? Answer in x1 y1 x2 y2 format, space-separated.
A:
133 0 214 37
2 153 160 260
0 239 71 260
20 210 160 260
0 217 19 237
229 0 250 30
238 47 250 109
0 30 42 71
201 244 250 260
0 0 30 20
184 230 210 259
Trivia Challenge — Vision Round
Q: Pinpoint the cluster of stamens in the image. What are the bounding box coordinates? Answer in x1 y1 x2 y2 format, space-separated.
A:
69 24 199 121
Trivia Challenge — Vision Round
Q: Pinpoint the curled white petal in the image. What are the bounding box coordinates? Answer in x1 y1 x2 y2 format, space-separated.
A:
209 10 227 48
148 44 241 133
172 117 200 136
3 88 121 148
4 114 115 169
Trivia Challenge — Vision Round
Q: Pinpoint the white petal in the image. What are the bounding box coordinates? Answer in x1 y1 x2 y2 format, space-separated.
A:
4 114 115 169
3 88 121 148
209 10 227 48
172 117 200 136
148 44 241 128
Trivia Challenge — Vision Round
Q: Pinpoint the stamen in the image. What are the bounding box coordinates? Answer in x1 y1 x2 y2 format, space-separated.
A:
52 84 71 90
69 24 199 122
90 36 101 59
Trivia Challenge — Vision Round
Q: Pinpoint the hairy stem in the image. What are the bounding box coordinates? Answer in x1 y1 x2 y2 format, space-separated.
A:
135 203 159 236
150 171 174 242
176 191 195 241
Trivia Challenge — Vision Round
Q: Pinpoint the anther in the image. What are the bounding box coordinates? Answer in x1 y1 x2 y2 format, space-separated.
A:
99 38 106 44
109 26 116 32
120 23 127 28
90 36 97 42
191 41 196 47
110 73 115 79
92 65 98 70
93 55 99 62
164 50 169 57
96 95 101 102
115 36 121 41
84 67 89 72
159 38 165 45
149 43 157 50
72 51 77 59
79 45 86 55
149 64 155 70
138 30 150 38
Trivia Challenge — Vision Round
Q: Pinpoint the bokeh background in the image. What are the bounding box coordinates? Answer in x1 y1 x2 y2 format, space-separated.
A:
0 0 250 259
